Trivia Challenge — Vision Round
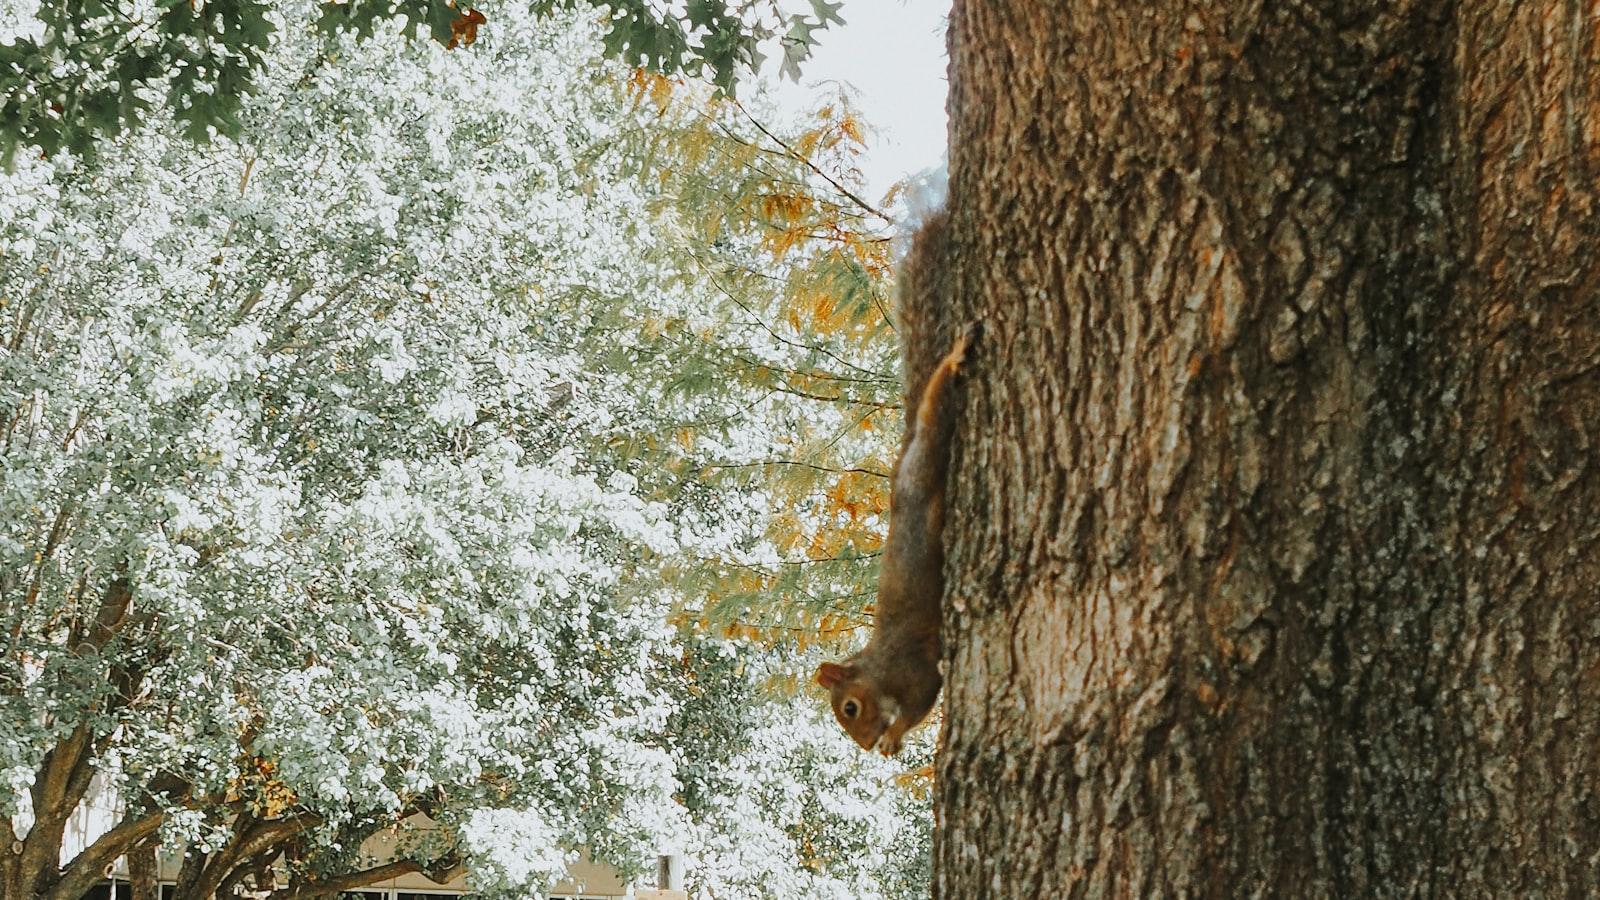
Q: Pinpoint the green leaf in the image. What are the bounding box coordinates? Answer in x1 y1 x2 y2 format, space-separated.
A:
684 0 723 31
809 0 844 27
0 0 815 159
424 0 456 46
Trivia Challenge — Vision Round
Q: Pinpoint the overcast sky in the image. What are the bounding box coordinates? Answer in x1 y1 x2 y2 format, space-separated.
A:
771 0 950 204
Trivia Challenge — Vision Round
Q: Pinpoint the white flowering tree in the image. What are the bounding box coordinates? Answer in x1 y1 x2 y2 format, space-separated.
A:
1 3 934 899
660 637 931 900
0 9 697 898
613 81 939 895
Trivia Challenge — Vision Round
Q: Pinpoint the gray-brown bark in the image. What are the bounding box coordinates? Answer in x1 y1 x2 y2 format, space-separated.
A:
128 842 159 900
1 572 155 900
933 0 1600 896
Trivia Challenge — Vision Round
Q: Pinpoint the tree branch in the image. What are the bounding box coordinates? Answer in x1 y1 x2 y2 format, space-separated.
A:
269 851 466 900
46 779 213 900
701 459 891 479
728 100 893 225
20 723 97 891
48 808 166 900
188 811 321 900
127 839 159 900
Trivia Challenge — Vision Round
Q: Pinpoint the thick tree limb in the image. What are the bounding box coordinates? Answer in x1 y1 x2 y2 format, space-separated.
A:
127 839 159 900
185 812 321 900
268 851 466 900
47 809 166 900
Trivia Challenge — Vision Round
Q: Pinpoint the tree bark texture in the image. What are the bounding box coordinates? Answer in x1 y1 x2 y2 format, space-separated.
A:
934 0 1600 896
129 842 160 900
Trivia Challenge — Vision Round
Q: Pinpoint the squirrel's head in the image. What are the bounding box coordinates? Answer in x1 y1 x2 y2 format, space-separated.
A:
815 661 895 754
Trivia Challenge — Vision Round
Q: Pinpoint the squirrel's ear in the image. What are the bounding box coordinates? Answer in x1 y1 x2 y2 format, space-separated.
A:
815 662 854 688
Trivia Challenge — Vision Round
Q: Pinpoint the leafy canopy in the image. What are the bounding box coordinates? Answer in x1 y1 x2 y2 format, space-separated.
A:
0 0 844 161
0 3 929 896
618 69 909 656
0 10 701 898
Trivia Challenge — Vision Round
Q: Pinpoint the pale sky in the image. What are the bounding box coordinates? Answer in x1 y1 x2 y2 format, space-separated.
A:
771 0 950 205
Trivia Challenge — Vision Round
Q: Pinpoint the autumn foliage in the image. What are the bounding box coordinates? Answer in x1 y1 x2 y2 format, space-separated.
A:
622 70 904 659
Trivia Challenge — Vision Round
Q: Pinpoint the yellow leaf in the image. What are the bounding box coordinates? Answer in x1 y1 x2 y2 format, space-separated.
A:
839 115 863 145
649 72 674 111
795 127 822 159
810 291 837 329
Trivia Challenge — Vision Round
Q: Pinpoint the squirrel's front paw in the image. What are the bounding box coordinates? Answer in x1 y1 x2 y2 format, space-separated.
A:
949 320 983 367
875 723 907 757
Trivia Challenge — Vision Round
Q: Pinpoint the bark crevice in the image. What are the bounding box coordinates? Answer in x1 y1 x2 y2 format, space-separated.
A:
935 0 1600 896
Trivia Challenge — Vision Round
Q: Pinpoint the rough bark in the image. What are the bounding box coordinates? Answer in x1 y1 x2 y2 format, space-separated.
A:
2 573 145 900
50 809 166 900
128 841 159 900
267 853 466 900
934 0 1600 896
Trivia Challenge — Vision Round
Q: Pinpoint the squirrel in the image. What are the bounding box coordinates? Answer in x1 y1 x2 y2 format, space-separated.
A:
815 209 975 757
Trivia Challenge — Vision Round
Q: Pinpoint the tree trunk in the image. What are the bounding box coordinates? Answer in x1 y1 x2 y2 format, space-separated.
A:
129 842 159 900
934 0 1600 896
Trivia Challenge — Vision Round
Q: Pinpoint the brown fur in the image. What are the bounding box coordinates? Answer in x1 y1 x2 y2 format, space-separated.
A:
896 208 950 419
815 302 974 755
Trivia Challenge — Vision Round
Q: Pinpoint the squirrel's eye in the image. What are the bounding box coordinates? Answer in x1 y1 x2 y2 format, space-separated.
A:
842 699 860 719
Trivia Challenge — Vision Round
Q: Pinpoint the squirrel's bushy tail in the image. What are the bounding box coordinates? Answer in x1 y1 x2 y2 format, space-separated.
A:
896 207 950 438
